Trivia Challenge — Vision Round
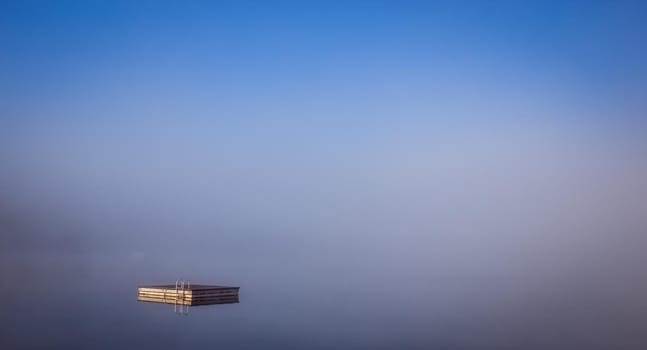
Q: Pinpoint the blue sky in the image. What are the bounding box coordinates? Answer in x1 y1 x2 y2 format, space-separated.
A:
2 0 647 279
2 1 647 129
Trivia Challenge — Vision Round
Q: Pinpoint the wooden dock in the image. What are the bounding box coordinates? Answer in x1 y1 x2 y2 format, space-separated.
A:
137 283 239 306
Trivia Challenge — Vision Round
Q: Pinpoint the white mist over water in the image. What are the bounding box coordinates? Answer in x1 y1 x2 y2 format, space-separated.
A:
2 113 647 348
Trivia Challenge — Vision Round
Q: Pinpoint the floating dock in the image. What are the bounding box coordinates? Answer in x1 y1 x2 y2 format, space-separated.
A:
137 281 239 306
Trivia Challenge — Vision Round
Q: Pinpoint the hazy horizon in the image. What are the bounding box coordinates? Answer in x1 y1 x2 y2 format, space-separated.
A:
2 1 647 349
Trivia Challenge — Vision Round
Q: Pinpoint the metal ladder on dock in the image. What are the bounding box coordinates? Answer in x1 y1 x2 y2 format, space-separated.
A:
174 279 190 315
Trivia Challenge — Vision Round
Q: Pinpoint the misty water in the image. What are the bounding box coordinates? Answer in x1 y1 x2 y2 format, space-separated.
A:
2 124 647 349
3 232 647 349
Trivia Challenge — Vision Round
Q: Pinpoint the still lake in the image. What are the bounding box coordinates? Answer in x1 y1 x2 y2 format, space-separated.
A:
3 241 647 350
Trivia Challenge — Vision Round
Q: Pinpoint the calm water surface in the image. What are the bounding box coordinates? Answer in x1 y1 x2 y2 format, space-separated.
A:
3 245 647 350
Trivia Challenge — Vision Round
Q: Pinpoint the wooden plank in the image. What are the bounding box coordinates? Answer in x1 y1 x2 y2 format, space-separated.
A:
138 288 239 293
137 283 239 306
138 284 238 291
137 290 238 297
137 295 239 305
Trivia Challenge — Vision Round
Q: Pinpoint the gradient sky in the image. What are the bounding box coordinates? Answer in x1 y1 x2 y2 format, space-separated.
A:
2 2 647 348
2 1 647 126
2 2 647 241
2 0 647 266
